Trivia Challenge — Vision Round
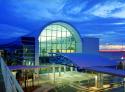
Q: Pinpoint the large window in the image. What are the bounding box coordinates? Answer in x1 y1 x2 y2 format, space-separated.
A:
39 23 81 56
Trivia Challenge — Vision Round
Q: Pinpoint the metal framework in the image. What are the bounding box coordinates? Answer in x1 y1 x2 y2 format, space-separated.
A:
39 23 81 56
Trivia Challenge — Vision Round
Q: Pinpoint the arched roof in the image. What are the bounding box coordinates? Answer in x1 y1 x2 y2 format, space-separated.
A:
38 22 83 52
38 21 81 39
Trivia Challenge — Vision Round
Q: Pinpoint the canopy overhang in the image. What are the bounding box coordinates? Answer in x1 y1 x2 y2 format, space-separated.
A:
8 65 48 70
85 66 125 77
57 53 125 77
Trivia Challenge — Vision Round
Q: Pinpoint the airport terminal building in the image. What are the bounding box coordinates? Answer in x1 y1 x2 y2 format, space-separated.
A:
0 21 125 92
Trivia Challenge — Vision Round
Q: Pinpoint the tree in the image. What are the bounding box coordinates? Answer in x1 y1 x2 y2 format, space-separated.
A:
42 49 47 56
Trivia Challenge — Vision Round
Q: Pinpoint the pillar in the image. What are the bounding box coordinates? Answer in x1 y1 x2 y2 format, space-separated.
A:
47 68 50 78
64 65 66 73
95 73 103 88
58 65 61 77
70 66 73 72
52 64 56 84
35 39 39 75
70 64 74 72
75 67 77 72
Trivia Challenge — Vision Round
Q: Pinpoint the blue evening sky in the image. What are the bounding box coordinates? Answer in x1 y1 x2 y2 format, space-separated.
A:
0 0 125 45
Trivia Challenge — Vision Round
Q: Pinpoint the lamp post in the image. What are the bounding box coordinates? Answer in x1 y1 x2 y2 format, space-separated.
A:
121 56 125 70
120 56 125 92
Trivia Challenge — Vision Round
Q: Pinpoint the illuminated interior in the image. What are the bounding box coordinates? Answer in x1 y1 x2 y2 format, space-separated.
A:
38 22 82 56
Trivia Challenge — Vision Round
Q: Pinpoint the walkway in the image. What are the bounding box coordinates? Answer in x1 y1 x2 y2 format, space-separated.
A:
0 59 5 92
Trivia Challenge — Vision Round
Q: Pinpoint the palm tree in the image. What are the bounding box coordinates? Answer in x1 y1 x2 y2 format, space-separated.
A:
42 49 47 56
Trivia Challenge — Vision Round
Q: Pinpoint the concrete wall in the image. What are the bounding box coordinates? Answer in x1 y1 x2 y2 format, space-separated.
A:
81 37 99 54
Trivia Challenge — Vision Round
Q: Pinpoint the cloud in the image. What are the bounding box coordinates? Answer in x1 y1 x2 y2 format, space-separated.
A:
63 1 88 14
112 8 125 18
86 0 125 18
83 33 104 37
5 0 95 22
7 0 67 20
0 24 30 39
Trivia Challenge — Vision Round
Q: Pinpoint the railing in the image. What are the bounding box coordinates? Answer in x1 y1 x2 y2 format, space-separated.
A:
0 57 23 92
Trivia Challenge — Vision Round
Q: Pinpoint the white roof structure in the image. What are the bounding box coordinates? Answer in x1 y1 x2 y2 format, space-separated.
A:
60 53 117 68
58 53 125 77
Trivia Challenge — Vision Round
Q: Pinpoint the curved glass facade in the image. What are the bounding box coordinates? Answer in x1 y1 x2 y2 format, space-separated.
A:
39 22 81 56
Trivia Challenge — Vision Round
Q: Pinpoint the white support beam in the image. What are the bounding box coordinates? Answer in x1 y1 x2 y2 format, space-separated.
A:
58 65 61 77
52 64 56 84
64 65 66 73
70 66 73 72
95 73 103 88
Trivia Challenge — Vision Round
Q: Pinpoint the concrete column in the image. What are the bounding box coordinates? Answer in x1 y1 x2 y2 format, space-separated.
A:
35 39 39 75
95 73 103 88
75 67 77 72
64 65 66 73
70 66 73 72
47 68 50 78
52 64 56 84
58 65 61 77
